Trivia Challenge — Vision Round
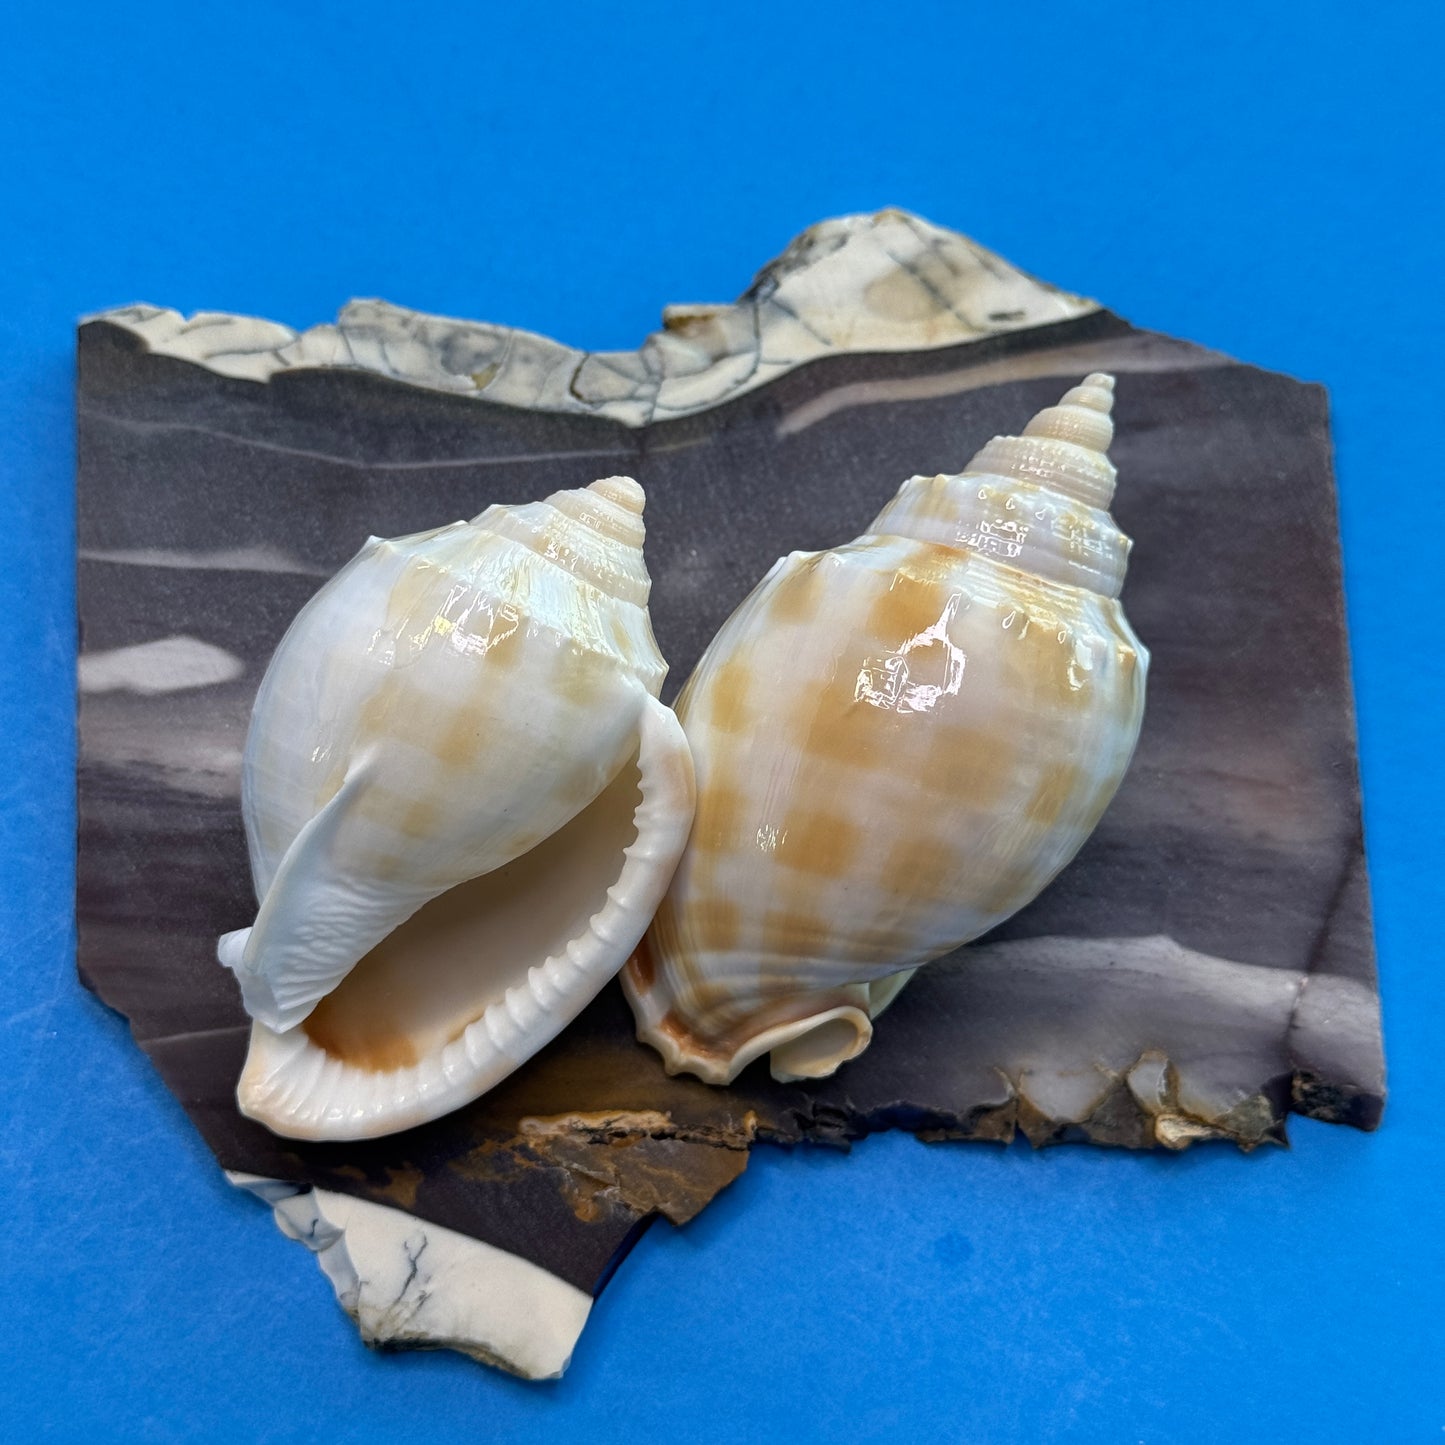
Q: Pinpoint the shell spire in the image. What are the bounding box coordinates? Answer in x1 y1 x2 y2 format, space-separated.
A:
588 474 646 514
868 375 1132 599
960 372 1118 509
1024 372 1116 449
470 475 652 606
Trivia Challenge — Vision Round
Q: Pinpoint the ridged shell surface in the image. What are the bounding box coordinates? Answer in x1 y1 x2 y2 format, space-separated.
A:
219 477 695 1140
624 378 1147 1084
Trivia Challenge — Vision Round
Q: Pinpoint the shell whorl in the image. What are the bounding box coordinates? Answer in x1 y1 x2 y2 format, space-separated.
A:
967 372 1117 510
473 475 652 605
868 375 1131 598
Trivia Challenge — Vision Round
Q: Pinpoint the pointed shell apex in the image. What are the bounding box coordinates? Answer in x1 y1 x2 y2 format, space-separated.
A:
588 475 645 515
1020 374 1116 453
954 373 1120 511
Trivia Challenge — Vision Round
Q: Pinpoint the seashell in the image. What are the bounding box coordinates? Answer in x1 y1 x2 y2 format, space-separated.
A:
218 477 695 1141
623 377 1147 1085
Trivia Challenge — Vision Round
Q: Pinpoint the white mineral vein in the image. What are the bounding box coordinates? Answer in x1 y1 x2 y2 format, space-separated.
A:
77 635 246 696
89 210 1098 426
227 1174 592 1380
774 330 1230 437
78 544 330 576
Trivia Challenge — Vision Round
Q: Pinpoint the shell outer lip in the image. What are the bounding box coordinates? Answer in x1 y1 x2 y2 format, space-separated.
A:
621 968 926 1086
235 694 695 1142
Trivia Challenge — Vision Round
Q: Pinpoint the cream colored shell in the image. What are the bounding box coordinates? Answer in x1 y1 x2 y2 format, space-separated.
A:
624 378 1147 1085
219 477 695 1140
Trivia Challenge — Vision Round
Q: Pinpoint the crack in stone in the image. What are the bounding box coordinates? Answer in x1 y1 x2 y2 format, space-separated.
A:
87 210 1097 425
397 1235 428 1303
1284 842 1360 1075
762 291 832 348
79 409 635 473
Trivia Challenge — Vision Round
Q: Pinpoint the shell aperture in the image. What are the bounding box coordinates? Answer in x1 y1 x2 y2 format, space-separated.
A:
623 377 1148 1086
219 478 695 1141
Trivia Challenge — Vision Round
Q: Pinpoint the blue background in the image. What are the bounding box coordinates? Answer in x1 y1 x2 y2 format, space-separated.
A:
3 3 1441 1440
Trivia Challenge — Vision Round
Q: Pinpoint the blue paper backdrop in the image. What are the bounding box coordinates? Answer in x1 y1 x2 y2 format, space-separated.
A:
3 3 1441 1441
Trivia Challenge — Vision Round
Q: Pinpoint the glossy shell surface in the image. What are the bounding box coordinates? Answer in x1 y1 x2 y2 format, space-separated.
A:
220 477 695 1140
625 378 1147 1084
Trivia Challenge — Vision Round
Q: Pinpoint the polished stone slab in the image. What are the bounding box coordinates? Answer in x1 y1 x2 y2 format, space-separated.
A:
76 211 1381 1376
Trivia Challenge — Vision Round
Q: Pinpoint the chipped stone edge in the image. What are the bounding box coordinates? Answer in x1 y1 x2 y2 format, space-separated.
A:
227 1172 592 1380
84 208 1099 427
95 216 1370 1373
223 928 1384 1378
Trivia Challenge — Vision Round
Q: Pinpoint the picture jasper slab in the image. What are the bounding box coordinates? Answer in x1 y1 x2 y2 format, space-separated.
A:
75 211 1382 1374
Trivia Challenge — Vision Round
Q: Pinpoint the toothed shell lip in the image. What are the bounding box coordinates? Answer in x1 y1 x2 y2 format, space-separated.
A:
237 695 694 1142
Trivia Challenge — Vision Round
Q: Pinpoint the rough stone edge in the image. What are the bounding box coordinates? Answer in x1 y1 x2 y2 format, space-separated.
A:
227 1172 592 1380
781 935 1385 1154
216 935 1380 1376
84 209 1099 427
79 213 1378 1376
